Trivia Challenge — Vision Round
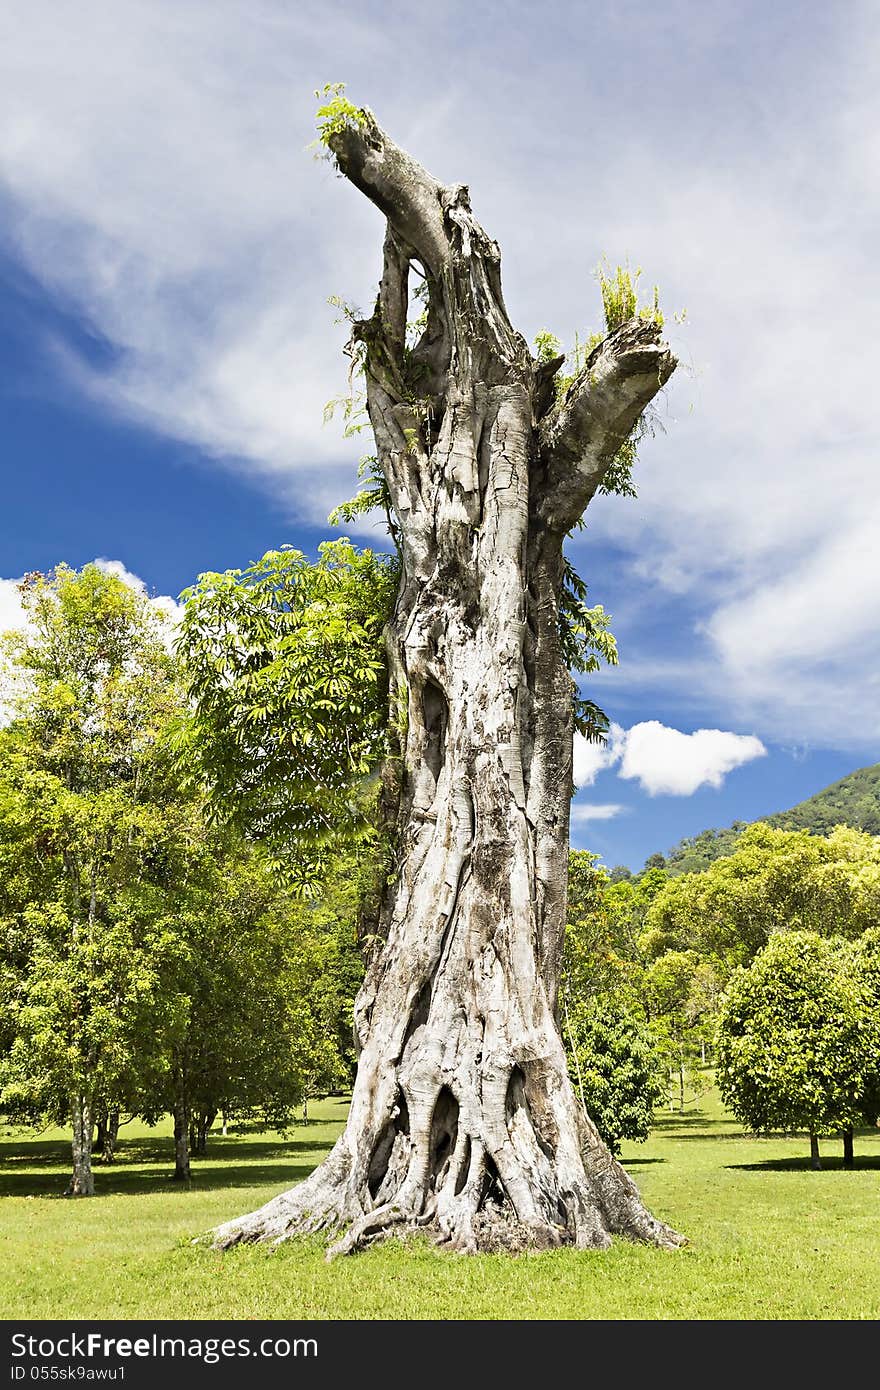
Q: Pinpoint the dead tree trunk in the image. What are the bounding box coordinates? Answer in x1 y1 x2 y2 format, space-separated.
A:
215 108 680 1255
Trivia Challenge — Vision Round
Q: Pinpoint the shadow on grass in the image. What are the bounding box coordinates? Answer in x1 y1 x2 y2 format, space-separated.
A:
0 1158 326 1199
727 1154 880 1173
651 1111 710 1128
0 1131 337 1199
620 1157 666 1167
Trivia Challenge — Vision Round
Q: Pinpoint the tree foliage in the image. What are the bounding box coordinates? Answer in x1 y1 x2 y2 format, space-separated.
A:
564 997 666 1155
0 564 362 1190
715 931 878 1152
174 541 398 891
0 565 183 1186
645 823 880 971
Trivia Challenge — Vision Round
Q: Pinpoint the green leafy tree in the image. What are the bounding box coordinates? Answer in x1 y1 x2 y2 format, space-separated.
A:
174 541 398 893
643 950 721 1109
563 853 666 1005
0 565 183 1194
561 855 669 1150
143 838 358 1180
846 925 880 1139
564 996 666 1155
646 823 880 972
715 932 874 1168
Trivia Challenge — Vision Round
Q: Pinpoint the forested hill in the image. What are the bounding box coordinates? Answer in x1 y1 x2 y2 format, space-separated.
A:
662 762 880 876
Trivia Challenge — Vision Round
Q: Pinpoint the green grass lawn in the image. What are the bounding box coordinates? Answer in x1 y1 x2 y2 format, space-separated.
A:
1 1090 878 1320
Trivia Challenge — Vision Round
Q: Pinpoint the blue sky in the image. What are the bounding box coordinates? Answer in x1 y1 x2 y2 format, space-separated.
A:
0 0 876 868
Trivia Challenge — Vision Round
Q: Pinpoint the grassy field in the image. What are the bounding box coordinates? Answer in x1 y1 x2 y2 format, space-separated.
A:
1 1089 878 1320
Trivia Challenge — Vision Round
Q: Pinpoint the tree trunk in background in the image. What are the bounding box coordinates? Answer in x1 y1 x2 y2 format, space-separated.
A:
96 1109 119 1163
215 111 680 1255
191 1109 216 1156
842 1129 854 1168
67 1094 95 1196
810 1133 822 1170
173 1087 191 1184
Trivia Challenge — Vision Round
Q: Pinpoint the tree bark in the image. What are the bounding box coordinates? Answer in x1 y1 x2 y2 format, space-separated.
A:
214 109 680 1255
842 1129 854 1168
191 1109 216 1156
67 1094 95 1196
95 1108 119 1162
810 1132 822 1170
173 1083 191 1184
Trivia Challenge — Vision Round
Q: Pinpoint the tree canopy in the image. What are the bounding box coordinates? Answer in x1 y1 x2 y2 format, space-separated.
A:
715 931 879 1164
174 541 398 892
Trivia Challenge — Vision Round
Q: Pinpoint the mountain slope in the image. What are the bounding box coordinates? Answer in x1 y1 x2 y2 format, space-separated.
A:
764 762 880 836
663 762 880 876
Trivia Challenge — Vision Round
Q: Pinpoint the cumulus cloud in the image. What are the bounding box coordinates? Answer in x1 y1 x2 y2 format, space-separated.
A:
572 723 624 789
573 719 766 797
0 561 181 641
570 803 626 823
618 721 766 796
0 579 26 637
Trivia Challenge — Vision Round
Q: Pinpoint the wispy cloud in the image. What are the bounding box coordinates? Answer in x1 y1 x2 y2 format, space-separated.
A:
570 803 626 823
0 1 877 747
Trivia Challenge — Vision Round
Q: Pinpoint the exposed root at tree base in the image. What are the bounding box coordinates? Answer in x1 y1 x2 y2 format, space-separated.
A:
209 1169 686 1259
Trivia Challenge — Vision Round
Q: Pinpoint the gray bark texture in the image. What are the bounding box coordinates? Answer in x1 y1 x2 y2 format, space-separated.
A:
214 111 681 1255
173 1091 191 1184
67 1094 95 1196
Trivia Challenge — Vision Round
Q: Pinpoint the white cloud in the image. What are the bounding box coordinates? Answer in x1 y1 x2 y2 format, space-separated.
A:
706 510 880 674
0 0 878 741
0 579 26 637
0 562 181 642
574 718 765 796
572 723 625 788
0 0 414 520
570 803 625 823
618 721 766 796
